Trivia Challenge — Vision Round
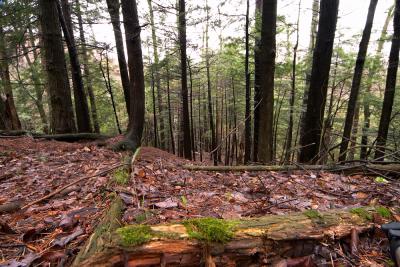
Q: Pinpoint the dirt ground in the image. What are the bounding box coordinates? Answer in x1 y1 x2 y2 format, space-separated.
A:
0 137 399 266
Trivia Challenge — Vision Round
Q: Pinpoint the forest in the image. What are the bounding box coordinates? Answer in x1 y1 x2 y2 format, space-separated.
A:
1 0 400 266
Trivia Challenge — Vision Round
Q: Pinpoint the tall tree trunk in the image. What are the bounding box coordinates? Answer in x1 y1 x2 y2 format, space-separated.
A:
374 0 400 161
361 4 395 160
244 0 251 164
253 0 262 162
205 0 217 165
150 64 158 147
39 0 75 134
58 0 92 133
284 0 301 163
338 0 378 162
188 59 196 160
0 28 21 130
257 0 277 163
106 0 131 115
298 0 339 163
166 59 175 154
298 0 319 147
147 0 166 149
178 0 192 160
121 0 145 151
348 101 360 161
76 0 100 133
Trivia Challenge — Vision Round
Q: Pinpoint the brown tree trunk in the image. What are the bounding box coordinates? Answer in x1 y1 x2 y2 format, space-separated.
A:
299 0 339 163
58 0 92 133
244 0 251 164
106 0 131 116
147 0 166 149
121 0 145 151
0 28 21 130
39 0 75 134
205 0 217 165
257 0 277 163
166 59 175 154
374 0 400 160
76 0 100 133
253 0 262 162
361 4 395 160
338 0 378 162
178 0 192 160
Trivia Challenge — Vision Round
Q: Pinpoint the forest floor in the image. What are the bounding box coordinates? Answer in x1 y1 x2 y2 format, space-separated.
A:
0 137 399 266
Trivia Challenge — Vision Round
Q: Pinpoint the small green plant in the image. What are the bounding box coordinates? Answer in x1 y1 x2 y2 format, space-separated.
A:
181 195 188 207
375 177 389 184
376 206 392 218
116 225 153 246
113 168 130 185
304 210 322 219
183 217 236 243
351 207 372 220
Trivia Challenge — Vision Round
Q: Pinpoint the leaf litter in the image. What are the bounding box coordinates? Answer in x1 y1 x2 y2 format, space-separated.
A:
0 137 399 266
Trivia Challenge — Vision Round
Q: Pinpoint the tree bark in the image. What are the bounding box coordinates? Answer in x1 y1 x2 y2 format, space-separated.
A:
75 0 100 133
178 0 192 160
205 0 217 165
244 0 251 164
58 0 92 133
166 59 175 154
39 0 75 134
299 0 339 163
120 0 145 151
0 28 21 130
257 0 277 163
106 0 131 116
374 0 400 161
338 0 378 162
253 0 262 162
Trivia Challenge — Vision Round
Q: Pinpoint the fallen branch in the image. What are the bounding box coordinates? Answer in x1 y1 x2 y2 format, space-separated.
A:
183 163 400 176
21 163 126 210
77 207 380 266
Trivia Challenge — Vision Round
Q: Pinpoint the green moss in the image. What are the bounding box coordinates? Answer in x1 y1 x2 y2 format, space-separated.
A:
183 218 236 243
304 210 322 219
376 206 392 218
351 207 372 220
116 225 153 246
113 168 130 185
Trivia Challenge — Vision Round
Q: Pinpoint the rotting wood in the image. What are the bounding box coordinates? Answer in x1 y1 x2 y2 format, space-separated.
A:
183 163 400 176
77 207 379 266
72 196 124 266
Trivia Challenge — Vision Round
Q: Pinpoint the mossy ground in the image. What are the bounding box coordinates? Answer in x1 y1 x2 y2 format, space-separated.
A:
113 168 130 185
375 206 392 218
183 217 236 243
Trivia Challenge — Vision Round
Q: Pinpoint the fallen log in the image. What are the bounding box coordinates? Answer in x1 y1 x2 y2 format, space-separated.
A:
0 130 111 142
183 163 400 176
76 207 383 267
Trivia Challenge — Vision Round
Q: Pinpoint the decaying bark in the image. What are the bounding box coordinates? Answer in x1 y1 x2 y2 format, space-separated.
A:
76 207 376 266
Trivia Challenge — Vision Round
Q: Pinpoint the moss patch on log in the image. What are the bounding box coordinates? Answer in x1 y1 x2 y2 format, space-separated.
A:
117 225 153 246
183 217 236 243
351 207 373 220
